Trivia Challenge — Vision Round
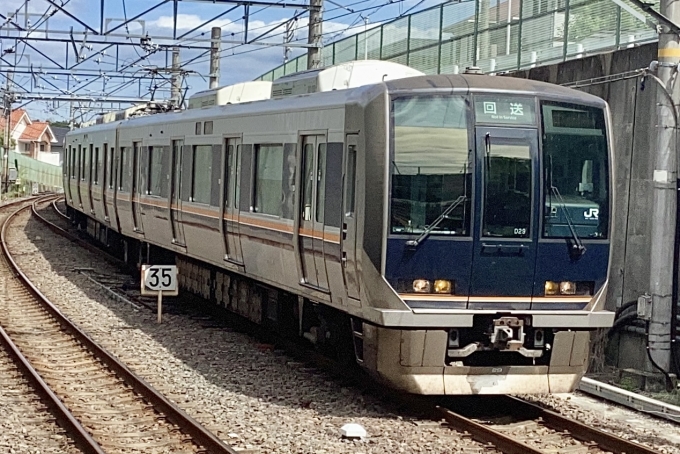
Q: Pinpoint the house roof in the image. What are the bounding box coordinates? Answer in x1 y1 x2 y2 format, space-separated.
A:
50 126 70 146
18 121 56 143
0 108 31 135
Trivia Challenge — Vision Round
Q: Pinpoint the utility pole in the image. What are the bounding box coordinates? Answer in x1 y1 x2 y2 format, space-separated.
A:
363 16 369 60
649 0 680 373
209 27 221 89
2 70 14 200
170 47 182 108
307 0 322 69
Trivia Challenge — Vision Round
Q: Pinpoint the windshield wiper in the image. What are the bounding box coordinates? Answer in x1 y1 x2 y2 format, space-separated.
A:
550 185 586 257
406 195 467 248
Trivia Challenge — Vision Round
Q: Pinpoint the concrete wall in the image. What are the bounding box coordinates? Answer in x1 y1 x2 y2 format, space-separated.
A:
510 43 660 371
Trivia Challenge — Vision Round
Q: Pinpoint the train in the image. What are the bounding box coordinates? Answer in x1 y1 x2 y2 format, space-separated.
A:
64 60 615 394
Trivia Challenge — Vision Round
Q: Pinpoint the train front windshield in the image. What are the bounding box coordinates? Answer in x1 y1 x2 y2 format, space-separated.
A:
389 96 610 241
541 101 609 239
390 96 472 236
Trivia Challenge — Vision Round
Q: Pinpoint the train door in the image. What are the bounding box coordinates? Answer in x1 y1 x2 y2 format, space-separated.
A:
470 127 538 306
102 144 109 220
75 145 83 208
65 145 73 203
87 144 95 212
169 139 185 246
222 137 243 264
131 141 142 232
342 135 360 301
297 134 329 290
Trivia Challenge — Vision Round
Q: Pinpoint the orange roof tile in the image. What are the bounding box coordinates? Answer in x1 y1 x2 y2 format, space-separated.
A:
19 121 52 142
0 108 30 134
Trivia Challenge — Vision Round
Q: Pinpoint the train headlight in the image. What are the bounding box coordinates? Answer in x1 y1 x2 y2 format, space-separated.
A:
413 279 431 293
559 281 576 295
544 281 559 295
434 279 452 294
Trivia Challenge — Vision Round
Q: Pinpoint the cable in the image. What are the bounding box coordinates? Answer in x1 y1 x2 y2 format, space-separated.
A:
175 0 381 46
180 0 412 69
615 300 638 319
645 320 675 392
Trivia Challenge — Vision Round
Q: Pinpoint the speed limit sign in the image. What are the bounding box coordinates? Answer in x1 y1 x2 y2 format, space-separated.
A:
141 265 178 296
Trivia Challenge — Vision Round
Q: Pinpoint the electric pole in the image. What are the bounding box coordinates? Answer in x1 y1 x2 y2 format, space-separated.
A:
307 0 322 69
649 0 680 373
170 47 182 108
2 70 14 200
209 27 221 89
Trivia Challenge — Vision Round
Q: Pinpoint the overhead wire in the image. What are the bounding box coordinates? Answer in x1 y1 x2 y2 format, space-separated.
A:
179 0 412 69
9 0 442 119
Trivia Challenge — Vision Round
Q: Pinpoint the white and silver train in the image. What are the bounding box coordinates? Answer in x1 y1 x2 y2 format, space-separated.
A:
65 61 615 394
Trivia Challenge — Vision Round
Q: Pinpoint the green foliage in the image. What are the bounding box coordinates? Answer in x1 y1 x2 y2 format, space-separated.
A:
0 134 16 150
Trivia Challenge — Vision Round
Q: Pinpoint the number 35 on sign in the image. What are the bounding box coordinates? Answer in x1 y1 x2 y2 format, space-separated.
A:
141 265 179 296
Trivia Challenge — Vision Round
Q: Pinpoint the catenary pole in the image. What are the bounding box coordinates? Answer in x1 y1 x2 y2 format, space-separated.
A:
307 0 322 69
649 0 680 372
171 47 182 107
209 27 221 89
2 70 14 199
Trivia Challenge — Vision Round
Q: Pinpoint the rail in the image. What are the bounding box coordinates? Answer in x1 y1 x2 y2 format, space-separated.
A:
439 395 658 454
7 196 240 454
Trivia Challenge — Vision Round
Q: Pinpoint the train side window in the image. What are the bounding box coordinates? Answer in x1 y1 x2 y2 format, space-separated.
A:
93 147 99 184
160 146 171 198
225 144 234 208
254 144 283 216
344 145 357 216
301 143 314 221
82 145 91 181
87 144 93 182
195 122 202 135
119 147 127 191
65 146 70 178
108 146 115 189
102 144 108 187
204 121 213 135
234 145 241 209
148 146 164 196
74 145 79 179
316 142 326 223
192 145 212 204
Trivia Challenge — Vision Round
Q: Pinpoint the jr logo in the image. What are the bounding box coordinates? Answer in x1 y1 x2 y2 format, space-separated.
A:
584 208 599 220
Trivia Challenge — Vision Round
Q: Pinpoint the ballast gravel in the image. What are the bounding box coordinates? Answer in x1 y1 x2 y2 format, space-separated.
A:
4 203 680 453
7 207 477 453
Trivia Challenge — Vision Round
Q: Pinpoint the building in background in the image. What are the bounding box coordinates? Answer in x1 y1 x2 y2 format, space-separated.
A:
48 125 69 165
0 108 59 165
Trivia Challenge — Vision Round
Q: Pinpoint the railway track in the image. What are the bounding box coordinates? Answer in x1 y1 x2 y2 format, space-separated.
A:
37 197 673 454
1 195 239 454
439 395 659 453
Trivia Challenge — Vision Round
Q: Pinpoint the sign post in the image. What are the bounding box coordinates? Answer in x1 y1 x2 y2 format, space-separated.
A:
141 265 179 323
157 290 163 324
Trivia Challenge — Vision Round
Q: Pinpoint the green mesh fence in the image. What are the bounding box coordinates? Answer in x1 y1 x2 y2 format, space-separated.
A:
257 0 659 81
9 151 62 190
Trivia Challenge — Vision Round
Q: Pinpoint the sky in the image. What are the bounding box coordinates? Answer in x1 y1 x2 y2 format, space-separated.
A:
0 0 455 123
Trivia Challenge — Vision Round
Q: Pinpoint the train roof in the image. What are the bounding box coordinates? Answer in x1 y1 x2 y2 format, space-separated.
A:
385 73 606 106
67 73 606 137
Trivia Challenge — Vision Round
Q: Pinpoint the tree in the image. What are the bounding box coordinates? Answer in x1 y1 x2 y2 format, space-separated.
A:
48 120 70 128
0 134 15 151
